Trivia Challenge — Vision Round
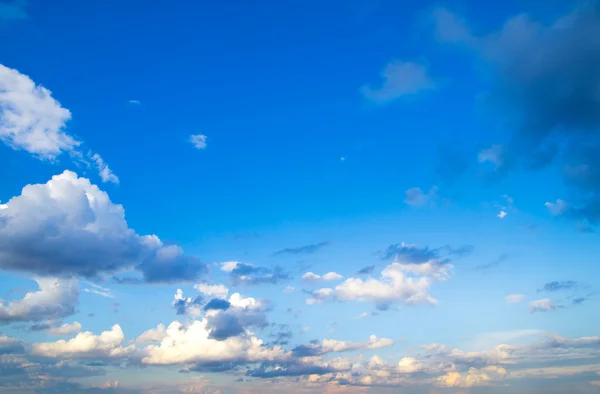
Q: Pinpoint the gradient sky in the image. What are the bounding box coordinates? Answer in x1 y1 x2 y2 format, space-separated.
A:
1 0 600 393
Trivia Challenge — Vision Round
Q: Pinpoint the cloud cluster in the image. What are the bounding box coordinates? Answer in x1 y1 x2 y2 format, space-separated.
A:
0 171 206 283
434 2 600 229
305 244 452 308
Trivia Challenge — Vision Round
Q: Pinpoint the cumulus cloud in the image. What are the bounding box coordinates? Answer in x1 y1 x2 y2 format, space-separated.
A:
190 134 207 149
173 289 203 317
0 278 78 323
0 335 25 354
31 324 135 359
0 64 117 182
361 61 435 103
219 261 289 286
0 171 206 283
48 321 82 336
301 272 344 283
306 257 451 308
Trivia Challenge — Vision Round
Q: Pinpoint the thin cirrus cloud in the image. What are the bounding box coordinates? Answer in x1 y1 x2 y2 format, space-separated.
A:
0 64 118 184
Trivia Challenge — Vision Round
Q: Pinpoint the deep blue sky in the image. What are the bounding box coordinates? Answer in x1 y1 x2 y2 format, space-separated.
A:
1 0 599 393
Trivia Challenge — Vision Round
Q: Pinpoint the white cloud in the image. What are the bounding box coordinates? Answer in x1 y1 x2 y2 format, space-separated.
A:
529 299 557 313
220 261 239 272
302 272 343 283
137 324 167 344
48 321 82 336
545 199 568 216
0 63 78 159
190 134 207 149
0 64 117 182
194 284 229 299
313 335 394 355
308 262 451 307
361 61 434 103
498 210 508 219
0 171 205 282
90 152 119 184
140 320 288 365
31 324 135 359
397 356 423 373
0 278 78 323
128 99 141 105
505 294 525 304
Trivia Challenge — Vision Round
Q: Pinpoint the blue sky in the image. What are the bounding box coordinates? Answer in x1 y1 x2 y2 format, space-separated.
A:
1 0 600 393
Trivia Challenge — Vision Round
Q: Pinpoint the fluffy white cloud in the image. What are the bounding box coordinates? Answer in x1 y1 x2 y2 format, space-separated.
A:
306 261 450 306
301 272 343 283
0 63 77 158
194 284 229 299
47 321 82 336
505 294 525 304
190 134 207 149
529 299 557 313
436 366 507 388
0 278 78 322
0 171 206 282
0 64 118 183
31 324 135 359
397 356 423 373
137 324 167 344
140 319 288 365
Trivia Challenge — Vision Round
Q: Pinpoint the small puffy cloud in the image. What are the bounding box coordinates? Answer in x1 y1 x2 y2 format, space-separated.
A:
48 321 82 336
404 186 438 207
361 61 435 104
529 299 557 313
498 210 508 219
31 324 136 359
0 278 78 323
220 261 290 286
0 171 206 283
190 134 207 149
173 289 203 317
128 99 141 105
397 356 423 373
301 272 343 283
273 241 330 256
194 284 229 299
545 199 568 216
505 294 525 304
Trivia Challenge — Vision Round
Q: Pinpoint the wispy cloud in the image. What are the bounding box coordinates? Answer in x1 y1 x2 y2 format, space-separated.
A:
273 241 331 256
361 60 435 104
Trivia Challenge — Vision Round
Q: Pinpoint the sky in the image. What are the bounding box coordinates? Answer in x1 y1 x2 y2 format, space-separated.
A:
1 0 600 393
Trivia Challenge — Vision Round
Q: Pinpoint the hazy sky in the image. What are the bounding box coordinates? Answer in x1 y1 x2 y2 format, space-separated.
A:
1 0 600 393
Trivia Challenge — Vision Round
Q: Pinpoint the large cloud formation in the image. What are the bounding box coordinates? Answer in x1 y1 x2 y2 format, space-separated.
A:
0 171 206 282
434 1 600 229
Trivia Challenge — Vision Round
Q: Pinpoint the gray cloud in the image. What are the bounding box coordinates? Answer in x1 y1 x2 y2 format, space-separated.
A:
273 241 331 256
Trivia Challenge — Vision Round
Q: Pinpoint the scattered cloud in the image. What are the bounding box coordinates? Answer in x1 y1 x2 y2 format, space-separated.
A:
529 299 557 313
301 272 344 283
476 253 510 270
190 134 207 149
89 152 119 184
48 321 82 336
194 284 229 299
538 281 580 292
361 60 435 104
545 199 568 216
220 261 290 286
404 186 438 207
505 294 525 304
273 241 331 256
497 210 508 219
0 171 206 283
127 99 141 105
